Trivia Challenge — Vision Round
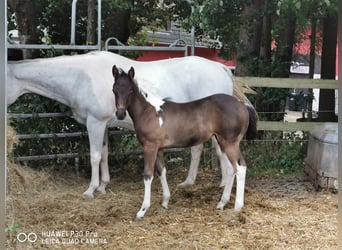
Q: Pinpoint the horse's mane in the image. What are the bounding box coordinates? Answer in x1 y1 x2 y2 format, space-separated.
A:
135 77 165 112
118 69 165 112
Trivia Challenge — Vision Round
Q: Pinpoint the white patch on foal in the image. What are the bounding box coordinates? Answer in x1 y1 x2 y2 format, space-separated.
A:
135 77 165 114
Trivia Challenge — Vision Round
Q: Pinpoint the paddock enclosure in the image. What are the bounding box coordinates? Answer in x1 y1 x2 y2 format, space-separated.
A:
6 59 338 249
6 56 338 249
6 126 338 249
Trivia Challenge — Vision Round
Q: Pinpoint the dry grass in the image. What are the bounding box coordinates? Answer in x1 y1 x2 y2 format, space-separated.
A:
6 126 338 249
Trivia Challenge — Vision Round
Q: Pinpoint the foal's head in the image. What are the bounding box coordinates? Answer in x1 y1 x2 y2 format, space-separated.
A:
112 65 135 120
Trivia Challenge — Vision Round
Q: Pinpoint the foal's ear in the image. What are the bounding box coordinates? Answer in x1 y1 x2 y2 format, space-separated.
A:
112 65 119 78
128 66 135 80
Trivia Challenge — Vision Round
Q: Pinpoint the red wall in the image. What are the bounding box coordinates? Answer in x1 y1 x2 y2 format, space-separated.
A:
135 44 236 67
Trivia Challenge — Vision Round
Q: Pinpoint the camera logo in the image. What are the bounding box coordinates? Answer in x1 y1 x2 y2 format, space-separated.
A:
17 232 38 243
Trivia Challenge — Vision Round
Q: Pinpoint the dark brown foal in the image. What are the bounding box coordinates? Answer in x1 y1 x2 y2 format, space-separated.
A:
112 65 257 219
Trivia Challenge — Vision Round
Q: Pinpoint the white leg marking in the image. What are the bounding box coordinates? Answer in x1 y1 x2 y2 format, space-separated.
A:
97 130 110 194
234 164 247 211
136 176 154 220
83 118 107 198
178 144 203 187
159 168 170 209
83 151 102 198
216 157 235 210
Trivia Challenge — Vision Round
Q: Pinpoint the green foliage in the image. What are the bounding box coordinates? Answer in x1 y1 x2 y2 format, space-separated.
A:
5 223 19 234
247 87 289 121
181 0 242 58
8 94 87 170
243 131 308 178
5 222 19 245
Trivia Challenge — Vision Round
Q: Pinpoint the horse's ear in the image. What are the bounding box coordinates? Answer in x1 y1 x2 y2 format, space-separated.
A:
128 66 135 80
112 65 119 78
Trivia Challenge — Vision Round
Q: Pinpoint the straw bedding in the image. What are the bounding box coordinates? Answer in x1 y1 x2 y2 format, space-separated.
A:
6 126 337 249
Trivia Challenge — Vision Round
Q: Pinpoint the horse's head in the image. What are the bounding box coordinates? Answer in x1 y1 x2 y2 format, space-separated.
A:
112 65 135 120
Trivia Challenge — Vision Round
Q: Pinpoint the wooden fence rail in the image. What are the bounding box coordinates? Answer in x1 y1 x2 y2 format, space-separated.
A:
236 77 338 131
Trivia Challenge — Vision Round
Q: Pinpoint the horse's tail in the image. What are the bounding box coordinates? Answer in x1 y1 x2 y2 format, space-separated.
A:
221 66 257 140
222 66 255 106
245 104 258 141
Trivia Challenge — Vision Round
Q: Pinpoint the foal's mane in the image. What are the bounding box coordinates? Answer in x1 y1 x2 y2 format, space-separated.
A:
118 68 165 112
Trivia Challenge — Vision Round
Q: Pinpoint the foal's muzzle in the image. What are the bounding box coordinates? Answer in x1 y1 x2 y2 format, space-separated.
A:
116 109 127 120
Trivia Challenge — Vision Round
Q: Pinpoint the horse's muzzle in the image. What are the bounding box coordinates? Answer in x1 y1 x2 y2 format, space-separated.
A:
116 109 127 120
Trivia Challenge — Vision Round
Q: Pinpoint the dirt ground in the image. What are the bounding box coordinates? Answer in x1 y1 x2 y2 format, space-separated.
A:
6 160 337 250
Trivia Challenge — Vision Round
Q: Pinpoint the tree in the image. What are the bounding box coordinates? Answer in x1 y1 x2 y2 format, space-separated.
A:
235 0 263 77
317 11 338 121
86 0 97 45
8 0 40 58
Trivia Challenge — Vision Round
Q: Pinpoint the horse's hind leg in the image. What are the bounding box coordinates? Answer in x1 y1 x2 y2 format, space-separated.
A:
179 138 229 188
97 128 110 194
156 150 170 209
178 144 203 187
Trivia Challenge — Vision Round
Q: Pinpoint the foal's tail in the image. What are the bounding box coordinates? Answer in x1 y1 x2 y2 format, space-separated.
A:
245 104 258 141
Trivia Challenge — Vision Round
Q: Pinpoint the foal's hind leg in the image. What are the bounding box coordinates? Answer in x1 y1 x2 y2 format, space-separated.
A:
217 142 246 210
235 162 246 211
156 150 170 209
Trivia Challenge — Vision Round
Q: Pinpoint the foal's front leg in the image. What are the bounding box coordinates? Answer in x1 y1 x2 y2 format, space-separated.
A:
136 144 159 220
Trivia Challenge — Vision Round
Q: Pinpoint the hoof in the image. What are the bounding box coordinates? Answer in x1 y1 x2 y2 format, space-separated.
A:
177 181 194 188
234 206 243 212
216 201 225 210
134 216 144 221
82 192 94 199
161 204 168 210
96 186 107 195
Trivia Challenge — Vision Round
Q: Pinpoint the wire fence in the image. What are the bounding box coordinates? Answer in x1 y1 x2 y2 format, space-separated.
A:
8 110 310 164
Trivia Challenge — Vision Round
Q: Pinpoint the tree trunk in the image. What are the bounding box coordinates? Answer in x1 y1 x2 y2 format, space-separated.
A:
259 0 272 77
235 0 262 76
307 17 317 121
103 8 132 44
8 0 39 59
87 0 97 45
272 13 296 77
317 14 338 122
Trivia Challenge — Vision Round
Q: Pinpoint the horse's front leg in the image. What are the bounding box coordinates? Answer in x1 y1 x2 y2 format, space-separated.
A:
156 150 170 209
96 128 110 194
83 116 107 198
178 144 203 187
136 144 159 220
